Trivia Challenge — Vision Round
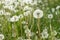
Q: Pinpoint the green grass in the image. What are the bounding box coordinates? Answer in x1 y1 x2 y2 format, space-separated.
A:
0 0 60 40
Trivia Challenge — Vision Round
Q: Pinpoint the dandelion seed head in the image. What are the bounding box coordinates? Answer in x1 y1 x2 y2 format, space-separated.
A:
23 6 32 11
30 0 37 6
41 28 49 38
0 10 5 15
12 33 16 37
21 0 32 4
51 8 55 13
21 21 28 24
9 15 19 22
4 12 11 16
56 6 60 10
0 34 4 39
17 37 23 40
33 9 43 18
18 14 23 19
48 14 53 19
52 30 57 36
23 25 28 29
55 11 58 15
25 29 32 37
25 29 31 34
23 11 31 16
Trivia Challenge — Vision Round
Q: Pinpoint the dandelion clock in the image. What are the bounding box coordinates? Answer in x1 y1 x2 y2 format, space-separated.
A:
33 9 43 19
48 14 53 19
0 34 4 40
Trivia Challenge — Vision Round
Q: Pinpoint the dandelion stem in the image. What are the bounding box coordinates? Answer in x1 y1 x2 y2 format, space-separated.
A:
50 19 54 40
30 13 34 31
37 18 41 40
25 16 30 39
20 19 22 36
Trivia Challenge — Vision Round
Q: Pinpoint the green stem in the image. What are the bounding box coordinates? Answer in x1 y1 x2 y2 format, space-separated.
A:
25 16 30 39
37 18 41 40
50 19 53 40
20 19 22 36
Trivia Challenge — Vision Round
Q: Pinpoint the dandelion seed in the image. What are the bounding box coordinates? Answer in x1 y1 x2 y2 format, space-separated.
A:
30 0 37 6
4 12 11 16
25 29 31 34
0 34 4 40
7 5 15 11
18 14 23 19
23 11 31 16
13 1 19 8
0 10 5 15
14 10 18 13
41 32 49 39
12 33 17 37
20 1 25 7
38 0 42 3
22 0 32 4
36 31 38 34
51 8 55 13
41 28 49 38
31 32 35 36
4 0 17 5
23 25 28 29
52 30 57 36
17 37 23 40
21 21 28 24
26 33 31 37
3 5 15 11
23 6 32 11
55 11 58 15
9 15 19 22
3 0 12 5
56 6 60 10
26 32 35 37
33 9 43 18
25 29 32 37
48 14 53 19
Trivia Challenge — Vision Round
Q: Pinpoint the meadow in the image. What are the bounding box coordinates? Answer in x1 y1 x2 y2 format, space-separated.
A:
0 0 60 40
